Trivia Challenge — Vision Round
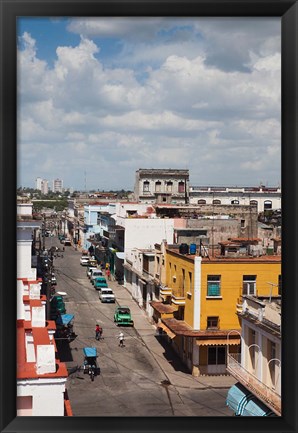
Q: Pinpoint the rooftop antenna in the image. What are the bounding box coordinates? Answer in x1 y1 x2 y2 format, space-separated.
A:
84 170 87 193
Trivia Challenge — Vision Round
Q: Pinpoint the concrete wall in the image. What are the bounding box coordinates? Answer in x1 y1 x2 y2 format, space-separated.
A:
124 218 174 254
17 379 66 416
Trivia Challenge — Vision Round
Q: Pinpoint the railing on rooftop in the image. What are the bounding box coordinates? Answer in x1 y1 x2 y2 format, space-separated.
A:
227 353 281 415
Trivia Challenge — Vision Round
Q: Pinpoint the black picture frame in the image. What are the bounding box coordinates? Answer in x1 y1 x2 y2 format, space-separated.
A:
1 1 297 432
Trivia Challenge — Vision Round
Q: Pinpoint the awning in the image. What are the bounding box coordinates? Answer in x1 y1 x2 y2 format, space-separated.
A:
197 338 241 346
158 323 176 339
56 314 74 326
226 383 253 415
242 397 276 416
83 347 97 358
116 252 125 260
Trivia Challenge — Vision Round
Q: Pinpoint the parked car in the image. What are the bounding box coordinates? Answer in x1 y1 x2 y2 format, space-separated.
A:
50 295 66 318
114 306 133 326
90 270 104 285
64 238 71 246
99 288 115 303
94 277 108 290
51 274 57 285
87 266 98 279
80 255 90 266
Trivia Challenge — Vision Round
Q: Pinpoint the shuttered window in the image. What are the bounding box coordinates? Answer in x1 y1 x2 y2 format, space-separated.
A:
207 275 221 296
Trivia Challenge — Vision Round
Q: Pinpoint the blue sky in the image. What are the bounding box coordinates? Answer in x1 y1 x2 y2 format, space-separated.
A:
17 17 281 191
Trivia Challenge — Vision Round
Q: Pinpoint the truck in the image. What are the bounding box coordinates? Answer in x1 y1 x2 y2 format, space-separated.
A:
114 306 134 326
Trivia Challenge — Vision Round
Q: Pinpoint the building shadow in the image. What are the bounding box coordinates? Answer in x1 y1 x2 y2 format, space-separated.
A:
155 335 190 374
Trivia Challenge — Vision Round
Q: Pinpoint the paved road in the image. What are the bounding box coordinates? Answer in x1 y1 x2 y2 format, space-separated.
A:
48 237 235 417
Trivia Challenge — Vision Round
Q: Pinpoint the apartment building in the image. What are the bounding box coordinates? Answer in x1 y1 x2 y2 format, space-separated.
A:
53 178 63 193
134 168 190 204
189 185 281 212
151 241 281 376
226 295 281 416
17 201 72 416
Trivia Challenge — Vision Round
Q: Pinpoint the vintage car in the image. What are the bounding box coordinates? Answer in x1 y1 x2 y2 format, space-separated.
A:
94 277 108 290
99 288 115 303
114 306 133 326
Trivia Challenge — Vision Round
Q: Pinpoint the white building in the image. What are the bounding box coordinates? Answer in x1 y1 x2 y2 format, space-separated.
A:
119 216 175 312
227 295 281 416
53 178 63 193
134 168 190 204
41 179 49 195
35 177 43 190
17 201 72 416
189 185 281 212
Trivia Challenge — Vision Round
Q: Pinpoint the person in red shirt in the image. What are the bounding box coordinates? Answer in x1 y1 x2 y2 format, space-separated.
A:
95 324 102 340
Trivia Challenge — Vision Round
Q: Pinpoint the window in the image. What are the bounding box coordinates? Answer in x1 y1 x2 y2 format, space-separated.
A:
264 200 272 210
198 199 206 204
207 316 219 329
155 181 161 192
241 219 245 228
207 275 221 296
188 271 192 292
250 200 258 207
143 181 150 192
243 275 256 296
212 199 221 204
178 181 185 193
208 346 226 365
166 181 173 192
231 199 239 204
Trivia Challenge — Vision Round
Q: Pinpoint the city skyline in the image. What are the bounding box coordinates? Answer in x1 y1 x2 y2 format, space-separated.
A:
17 17 281 190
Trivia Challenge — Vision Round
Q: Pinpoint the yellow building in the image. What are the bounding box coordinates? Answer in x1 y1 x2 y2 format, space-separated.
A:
152 241 281 376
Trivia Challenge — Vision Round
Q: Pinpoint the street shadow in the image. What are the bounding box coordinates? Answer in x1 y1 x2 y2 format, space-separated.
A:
56 339 74 363
155 335 190 374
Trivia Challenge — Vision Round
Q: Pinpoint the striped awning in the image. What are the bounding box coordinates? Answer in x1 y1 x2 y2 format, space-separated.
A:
226 383 253 416
197 338 241 346
242 397 276 416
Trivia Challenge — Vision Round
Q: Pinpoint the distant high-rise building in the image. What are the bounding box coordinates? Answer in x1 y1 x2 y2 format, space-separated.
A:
53 178 63 193
35 177 43 190
41 179 49 195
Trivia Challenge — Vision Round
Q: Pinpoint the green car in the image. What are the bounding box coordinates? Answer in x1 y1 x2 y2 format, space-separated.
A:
114 306 134 326
94 277 108 290
50 296 66 317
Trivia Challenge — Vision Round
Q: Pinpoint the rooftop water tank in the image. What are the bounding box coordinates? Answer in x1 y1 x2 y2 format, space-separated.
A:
179 243 189 255
189 243 197 254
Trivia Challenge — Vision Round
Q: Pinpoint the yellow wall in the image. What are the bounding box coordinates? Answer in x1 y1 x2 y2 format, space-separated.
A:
165 249 281 331
200 261 281 330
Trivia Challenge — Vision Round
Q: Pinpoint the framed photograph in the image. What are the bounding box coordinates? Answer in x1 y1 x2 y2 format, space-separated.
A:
1 1 297 432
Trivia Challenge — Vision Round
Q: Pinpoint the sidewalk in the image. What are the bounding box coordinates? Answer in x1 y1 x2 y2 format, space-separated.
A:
106 274 236 391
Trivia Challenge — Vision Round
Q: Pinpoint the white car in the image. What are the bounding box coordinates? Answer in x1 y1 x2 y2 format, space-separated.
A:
90 270 104 284
80 255 90 266
87 266 98 278
99 288 115 303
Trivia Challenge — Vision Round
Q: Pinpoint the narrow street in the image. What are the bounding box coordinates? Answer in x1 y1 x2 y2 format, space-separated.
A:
48 237 235 417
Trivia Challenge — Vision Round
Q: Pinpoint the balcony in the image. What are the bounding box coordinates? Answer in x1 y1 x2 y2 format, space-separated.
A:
227 353 281 415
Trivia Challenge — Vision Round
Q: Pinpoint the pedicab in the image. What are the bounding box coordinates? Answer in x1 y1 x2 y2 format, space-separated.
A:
82 347 99 381
55 313 76 342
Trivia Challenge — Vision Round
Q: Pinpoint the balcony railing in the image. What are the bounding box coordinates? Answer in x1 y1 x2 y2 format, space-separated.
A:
227 353 281 415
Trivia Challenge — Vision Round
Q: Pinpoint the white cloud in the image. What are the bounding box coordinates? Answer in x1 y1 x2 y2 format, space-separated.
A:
17 19 281 189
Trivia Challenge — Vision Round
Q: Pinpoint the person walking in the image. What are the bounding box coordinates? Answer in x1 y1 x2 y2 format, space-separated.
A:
117 331 125 347
106 268 111 281
95 324 102 341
